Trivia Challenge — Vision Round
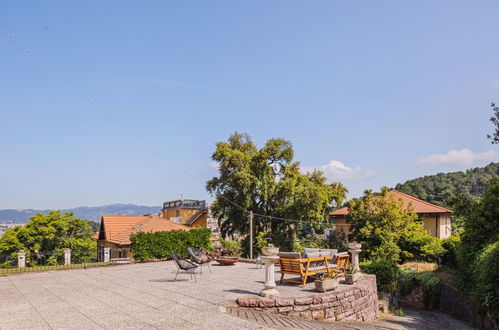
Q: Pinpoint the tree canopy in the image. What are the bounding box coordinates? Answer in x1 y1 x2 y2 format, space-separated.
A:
0 210 95 266
347 188 444 263
206 132 347 251
487 102 499 144
395 162 499 207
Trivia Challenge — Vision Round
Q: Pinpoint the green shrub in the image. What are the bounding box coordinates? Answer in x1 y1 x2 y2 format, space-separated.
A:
360 259 400 293
130 228 212 262
400 232 445 263
441 235 460 267
220 238 242 257
398 270 442 309
392 308 406 317
472 241 499 316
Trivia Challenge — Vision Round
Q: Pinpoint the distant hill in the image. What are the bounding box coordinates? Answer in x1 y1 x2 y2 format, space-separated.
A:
0 204 162 224
395 162 499 207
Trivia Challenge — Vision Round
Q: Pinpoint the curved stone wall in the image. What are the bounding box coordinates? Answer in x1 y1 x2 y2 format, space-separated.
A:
236 274 378 322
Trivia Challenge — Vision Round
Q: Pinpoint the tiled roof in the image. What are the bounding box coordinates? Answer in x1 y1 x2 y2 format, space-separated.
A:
97 215 190 245
330 190 452 216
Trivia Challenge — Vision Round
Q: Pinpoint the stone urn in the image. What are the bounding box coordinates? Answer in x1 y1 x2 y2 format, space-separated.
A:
261 246 279 256
315 278 339 293
348 242 362 250
345 272 361 284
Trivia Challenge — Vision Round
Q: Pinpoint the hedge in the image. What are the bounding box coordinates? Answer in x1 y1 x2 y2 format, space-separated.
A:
360 259 400 293
398 270 442 309
130 228 212 262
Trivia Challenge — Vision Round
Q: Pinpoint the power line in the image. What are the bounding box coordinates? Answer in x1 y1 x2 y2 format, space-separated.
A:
0 27 346 227
0 27 247 214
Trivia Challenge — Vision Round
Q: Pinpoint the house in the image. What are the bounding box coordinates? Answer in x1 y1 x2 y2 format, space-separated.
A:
93 215 190 261
160 199 209 228
327 190 452 240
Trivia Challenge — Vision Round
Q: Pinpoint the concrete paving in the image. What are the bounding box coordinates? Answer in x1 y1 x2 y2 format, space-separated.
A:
0 261 474 329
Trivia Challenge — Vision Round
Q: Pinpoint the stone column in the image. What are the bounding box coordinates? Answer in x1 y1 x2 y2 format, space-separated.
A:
348 242 362 271
260 256 280 298
18 251 26 268
103 247 111 262
64 248 71 265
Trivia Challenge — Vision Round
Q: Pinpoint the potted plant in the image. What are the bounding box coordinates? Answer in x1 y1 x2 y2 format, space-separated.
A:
344 264 361 284
261 237 279 256
315 270 341 292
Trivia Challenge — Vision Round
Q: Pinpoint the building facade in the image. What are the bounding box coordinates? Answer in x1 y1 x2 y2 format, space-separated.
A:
327 190 452 240
160 199 209 228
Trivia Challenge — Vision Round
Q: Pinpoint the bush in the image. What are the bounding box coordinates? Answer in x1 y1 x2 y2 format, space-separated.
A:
360 259 400 293
472 241 499 316
398 270 442 309
130 228 212 262
441 235 460 267
400 231 445 263
219 238 242 257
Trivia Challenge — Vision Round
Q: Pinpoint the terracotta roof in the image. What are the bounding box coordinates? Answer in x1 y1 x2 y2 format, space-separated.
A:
330 190 452 216
97 215 190 245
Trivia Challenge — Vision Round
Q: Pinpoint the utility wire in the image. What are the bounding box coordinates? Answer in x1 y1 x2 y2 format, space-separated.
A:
0 27 246 213
1 27 347 227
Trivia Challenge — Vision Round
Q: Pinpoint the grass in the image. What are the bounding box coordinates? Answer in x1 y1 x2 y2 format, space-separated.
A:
391 308 406 317
400 261 438 273
0 261 116 275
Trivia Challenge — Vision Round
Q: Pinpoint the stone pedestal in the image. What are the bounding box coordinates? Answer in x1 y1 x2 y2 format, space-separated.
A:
103 247 111 262
18 251 26 268
348 242 362 271
260 256 280 298
64 248 71 265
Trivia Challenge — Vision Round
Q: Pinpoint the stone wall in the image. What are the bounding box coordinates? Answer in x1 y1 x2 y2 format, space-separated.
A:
439 282 498 329
236 274 378 322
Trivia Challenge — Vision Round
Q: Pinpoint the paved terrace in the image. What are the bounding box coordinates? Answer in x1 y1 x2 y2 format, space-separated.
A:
0 262 473 330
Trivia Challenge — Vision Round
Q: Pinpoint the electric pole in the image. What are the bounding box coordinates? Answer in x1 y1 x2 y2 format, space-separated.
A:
249 211 254 260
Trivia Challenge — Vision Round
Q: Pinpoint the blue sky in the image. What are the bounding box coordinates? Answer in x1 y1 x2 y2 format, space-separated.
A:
1 1 499 209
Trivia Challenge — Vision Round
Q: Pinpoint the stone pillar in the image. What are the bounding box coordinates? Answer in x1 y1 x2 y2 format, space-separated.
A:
348 242 362 271
18 251 26 268
260 256 280 298
103 247 111 262
64 248 71 265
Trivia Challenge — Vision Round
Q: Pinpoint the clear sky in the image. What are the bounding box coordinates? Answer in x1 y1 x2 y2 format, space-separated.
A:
1 1 499 209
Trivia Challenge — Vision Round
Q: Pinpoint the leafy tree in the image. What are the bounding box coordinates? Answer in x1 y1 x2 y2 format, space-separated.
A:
456 179 499 271
395 162 498 206
206 133 347 253
347 187 441 263
487 102 499 144
0 211 95 265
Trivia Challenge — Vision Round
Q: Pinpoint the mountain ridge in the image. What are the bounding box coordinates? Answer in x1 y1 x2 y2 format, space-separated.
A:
0 203 162 223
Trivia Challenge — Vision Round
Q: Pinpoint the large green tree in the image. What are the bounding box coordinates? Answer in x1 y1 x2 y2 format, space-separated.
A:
347 188 443 263
206 133 347 251
0 210 96 265
487 102 499 144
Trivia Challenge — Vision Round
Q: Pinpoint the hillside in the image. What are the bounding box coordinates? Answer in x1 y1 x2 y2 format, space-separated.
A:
395 162 499 206
0 204 162 224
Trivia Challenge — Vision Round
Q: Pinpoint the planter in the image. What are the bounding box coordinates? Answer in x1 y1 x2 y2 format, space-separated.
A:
216 257 240 265
345 273 361 284
348 242 362 250
261 247 279 256
315 278 339 292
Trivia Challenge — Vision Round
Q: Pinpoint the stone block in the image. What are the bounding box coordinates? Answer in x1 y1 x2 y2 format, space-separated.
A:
236 297 260 307
325 307 336 319
300 311 312 319
293 305 310 312
321 294 338 303
277 306 293 313
275 297 294 307
294 296 313 305
258 298 275 308
311 310 325 320
309 303 327 311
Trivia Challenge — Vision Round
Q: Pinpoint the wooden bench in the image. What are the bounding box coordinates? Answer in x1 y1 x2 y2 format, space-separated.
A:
330 252 350 275
279 256 332 287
